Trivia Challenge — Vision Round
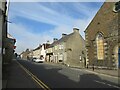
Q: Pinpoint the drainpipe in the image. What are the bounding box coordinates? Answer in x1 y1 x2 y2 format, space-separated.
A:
118 48 120 69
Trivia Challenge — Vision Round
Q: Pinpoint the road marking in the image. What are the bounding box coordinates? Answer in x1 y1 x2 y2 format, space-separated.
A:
94 80 106 85
94 80 120 88
16 61 51 90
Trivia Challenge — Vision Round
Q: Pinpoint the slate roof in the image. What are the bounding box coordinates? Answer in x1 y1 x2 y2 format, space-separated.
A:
48 32 74 48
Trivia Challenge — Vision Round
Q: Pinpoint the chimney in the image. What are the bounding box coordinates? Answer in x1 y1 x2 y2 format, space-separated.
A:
53 38 58 42
73 28 79 33
62 33 67 37
46 40 50 44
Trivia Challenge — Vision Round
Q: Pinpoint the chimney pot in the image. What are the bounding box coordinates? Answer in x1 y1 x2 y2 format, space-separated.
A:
53 38 58 42
62 33 67 37
73 28 79 33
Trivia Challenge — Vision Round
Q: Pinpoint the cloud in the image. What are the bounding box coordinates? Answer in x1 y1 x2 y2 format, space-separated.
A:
8 23 53 54
8 2 102 54
9 2 76 26
10 0 106 2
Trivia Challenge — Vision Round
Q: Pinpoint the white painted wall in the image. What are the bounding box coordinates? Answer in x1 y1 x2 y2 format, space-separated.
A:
41 45 46 60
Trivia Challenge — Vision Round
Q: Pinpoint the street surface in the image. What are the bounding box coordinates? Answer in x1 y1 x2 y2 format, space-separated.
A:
17 59 120 88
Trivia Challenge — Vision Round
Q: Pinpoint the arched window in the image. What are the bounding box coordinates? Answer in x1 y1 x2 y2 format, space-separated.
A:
96 33 104 60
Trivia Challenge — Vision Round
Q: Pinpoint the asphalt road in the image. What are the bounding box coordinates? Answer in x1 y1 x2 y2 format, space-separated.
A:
17 59 120 88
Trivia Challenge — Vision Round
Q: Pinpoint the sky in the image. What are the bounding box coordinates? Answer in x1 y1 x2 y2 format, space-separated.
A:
8 1 104 54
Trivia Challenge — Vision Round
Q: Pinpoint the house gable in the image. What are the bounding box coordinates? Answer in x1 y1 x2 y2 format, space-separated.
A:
85 2 118 41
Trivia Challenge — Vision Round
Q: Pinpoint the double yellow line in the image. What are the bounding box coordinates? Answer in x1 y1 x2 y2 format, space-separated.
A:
16 61 51 90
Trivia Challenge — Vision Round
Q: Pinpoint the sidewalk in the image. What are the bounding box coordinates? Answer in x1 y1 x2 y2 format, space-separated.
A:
2 59 40 88
84 68 120 78
45 62 120 78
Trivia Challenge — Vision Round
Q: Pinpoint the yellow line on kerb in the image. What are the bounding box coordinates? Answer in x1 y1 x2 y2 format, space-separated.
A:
16 61 51 90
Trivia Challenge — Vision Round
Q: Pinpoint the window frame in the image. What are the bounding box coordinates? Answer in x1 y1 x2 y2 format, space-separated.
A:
96 33 104 60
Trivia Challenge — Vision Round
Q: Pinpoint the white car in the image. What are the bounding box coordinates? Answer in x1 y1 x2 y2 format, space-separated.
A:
33 58 44 63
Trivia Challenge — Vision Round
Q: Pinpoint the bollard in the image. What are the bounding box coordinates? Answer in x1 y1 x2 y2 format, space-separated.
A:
87 64 88 69
92 64 94 71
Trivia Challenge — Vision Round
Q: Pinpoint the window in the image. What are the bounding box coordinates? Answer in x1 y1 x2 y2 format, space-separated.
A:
55 45 57 50
59 44 64 50
59 45 61 50
80 55 82 61
96 33 104 60
113 1 120 13
61 44 64 50
59 54 63 60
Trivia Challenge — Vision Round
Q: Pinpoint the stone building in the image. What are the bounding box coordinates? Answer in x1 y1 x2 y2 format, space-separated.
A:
84 2 120 69
32 45 42 59
5 33 16 63
46 28 86 68
20 49 30 60
1 0 7 64
46 45 53 62
21 43 50 61
1 0 16 64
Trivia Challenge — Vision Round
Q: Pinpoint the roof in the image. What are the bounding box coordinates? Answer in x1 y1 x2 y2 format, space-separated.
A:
33 45 42 51
84 2 118 33
48 32 74 48
7 33 15 39
33 43 50 50
84 2 105 32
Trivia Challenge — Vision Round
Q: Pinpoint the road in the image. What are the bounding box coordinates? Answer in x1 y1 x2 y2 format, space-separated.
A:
17 59 120 88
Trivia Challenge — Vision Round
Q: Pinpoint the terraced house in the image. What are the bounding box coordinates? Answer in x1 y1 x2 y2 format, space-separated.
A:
46 28 86 68
27 43 50 60
84 2 120 69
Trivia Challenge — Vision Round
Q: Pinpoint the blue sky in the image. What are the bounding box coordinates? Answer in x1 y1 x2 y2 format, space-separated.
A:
8 1 103 54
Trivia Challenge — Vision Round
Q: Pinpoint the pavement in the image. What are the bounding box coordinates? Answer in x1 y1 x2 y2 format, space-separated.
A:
2 59 40 89
2 59 120 89
84 68 119 78
45 62 120 78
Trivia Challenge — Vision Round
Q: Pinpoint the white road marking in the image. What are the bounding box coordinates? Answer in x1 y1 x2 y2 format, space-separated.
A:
94 80 106 84
94 80 120 88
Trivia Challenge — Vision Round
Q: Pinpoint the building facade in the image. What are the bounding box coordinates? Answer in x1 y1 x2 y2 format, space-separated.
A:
46 28 86 68
84 2 120 69
1 0 16 64
32 45 42 59
21 43 50 61
20 49 30 60
5 33 16 63
46 46 53 62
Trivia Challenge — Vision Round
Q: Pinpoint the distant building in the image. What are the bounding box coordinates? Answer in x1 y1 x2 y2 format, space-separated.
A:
21 43 50 61
20 49 30 60
46 28 86 68
84 2 120 69
32 45 42 59
40 43 50 61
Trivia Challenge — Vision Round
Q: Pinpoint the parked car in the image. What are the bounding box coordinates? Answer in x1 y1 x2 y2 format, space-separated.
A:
32 58 44 63
32 57 37 62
